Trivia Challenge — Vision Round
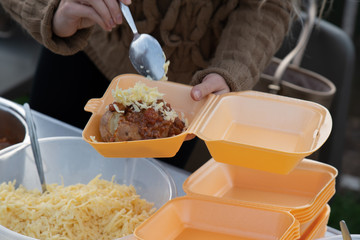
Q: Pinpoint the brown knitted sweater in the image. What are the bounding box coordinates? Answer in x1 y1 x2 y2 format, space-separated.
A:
1 0 293 91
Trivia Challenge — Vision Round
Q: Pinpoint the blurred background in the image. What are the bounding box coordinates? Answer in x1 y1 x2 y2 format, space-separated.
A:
0 0 359 234
317 0 360 233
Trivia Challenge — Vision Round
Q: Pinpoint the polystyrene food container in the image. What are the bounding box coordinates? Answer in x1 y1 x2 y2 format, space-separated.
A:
300 205 330 240
317 235 360 240
295 183 334 223
134 196 300 240
83 74 332 174
0 136 177 240
183 158 337 222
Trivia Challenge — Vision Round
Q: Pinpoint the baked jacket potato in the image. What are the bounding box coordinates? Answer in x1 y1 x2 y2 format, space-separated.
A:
100 101 186 142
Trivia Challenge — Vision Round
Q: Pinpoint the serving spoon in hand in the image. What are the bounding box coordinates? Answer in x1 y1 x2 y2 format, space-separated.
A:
120 2 166 81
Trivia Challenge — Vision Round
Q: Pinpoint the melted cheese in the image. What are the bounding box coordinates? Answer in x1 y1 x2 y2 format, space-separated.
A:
0 175 155 240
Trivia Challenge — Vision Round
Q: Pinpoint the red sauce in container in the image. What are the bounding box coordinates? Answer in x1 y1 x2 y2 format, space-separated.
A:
0 137 13 150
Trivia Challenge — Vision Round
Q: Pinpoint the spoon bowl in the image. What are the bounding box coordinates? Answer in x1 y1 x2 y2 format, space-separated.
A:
121 3 166 80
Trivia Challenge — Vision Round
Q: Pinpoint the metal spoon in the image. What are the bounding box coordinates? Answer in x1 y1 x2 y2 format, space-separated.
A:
23 103 47 193
340 220 352 240
120 2 166 80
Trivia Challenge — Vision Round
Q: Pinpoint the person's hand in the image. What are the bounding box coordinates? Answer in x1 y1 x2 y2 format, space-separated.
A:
185 73 230 141
53 0 131 37
190 73 230 101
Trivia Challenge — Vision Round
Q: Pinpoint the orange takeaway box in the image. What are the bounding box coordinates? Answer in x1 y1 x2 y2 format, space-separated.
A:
83 74 332 174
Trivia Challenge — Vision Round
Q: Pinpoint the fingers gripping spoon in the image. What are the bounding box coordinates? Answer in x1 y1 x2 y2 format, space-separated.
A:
120 2 166 81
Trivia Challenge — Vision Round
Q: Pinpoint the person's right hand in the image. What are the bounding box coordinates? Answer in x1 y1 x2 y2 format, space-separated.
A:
53 0 131 37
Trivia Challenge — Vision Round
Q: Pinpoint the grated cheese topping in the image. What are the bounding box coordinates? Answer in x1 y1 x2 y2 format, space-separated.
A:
0 175 155 240
160 60 170 81
112 81 180 122
146 52 169 81
90 136 98 142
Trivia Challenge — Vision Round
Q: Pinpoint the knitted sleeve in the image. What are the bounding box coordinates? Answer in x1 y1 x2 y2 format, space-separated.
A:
191 0 293 91
0 0 91 55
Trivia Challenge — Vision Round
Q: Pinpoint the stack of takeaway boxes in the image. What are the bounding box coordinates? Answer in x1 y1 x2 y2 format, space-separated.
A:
84 75 337 240
134 159 337 240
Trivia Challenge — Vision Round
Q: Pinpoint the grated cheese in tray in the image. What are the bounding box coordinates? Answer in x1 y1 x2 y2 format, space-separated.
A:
0 175 155 240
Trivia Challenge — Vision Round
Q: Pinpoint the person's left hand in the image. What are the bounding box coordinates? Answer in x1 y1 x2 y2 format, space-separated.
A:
190 73 230 101
185 73 230 141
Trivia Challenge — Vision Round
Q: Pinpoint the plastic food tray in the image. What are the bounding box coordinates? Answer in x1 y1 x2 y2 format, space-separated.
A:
295 181 334 223
318 235 360 240
299 194 331 235
83 74 332 174
300 204 330 240
183 158 337 222
133 196 300 240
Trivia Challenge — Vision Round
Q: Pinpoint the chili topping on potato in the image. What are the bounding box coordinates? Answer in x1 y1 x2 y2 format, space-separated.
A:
99 82 187 142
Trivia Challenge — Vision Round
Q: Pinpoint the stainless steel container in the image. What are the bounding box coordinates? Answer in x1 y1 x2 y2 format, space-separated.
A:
0 97 28 153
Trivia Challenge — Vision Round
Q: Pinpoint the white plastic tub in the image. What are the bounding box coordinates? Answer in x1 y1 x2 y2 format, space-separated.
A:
0 136 177 240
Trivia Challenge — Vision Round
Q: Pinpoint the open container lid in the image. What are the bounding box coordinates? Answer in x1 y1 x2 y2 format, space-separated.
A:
83 74 332 174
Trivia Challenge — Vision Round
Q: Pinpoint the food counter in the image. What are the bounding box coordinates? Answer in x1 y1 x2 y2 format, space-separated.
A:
31 109 341 238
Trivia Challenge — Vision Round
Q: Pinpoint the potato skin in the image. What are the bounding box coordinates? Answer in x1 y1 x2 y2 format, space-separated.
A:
100 110 142 142
99 102 186 142
99 111 116 142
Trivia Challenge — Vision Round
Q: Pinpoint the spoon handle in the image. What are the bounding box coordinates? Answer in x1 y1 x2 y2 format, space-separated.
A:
24 103 47 194
120 2 138 35
340 220 352 240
